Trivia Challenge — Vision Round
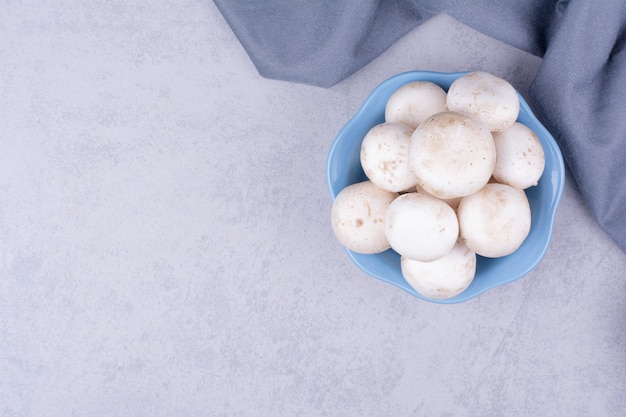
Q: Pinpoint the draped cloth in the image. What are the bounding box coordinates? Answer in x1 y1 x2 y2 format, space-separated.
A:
214 0 626 253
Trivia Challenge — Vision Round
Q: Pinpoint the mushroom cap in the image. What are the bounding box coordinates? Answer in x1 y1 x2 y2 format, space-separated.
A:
457 183 531 258
446 71 520 132
409 111 496 200
360 122 417 192
385 81 448 130
401 241 477 299
331 181 398 254
384 192 459 262
492 122 546 189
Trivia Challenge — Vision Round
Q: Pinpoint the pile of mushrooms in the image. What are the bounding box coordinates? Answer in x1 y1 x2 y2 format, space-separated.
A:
331 71 545 299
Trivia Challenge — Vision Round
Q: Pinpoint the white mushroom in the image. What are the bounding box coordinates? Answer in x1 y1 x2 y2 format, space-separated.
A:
360 122 417 192
492 122 546 189
457 183 531 258
446 71 520 132
331 181 398 254
384 192 459 262
384 81 448 129
409 111 496 200
401 241 476 299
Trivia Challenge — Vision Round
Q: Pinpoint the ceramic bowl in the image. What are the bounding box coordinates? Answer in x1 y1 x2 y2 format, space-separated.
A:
326 70 565 303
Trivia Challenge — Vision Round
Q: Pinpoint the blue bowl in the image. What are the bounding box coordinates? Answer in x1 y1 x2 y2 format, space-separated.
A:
326 71 565 304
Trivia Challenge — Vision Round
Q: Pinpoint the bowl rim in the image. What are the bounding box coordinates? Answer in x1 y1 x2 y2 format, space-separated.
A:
326 70 566 304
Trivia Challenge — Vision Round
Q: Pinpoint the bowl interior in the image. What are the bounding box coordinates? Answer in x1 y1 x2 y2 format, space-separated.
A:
326 71 565 304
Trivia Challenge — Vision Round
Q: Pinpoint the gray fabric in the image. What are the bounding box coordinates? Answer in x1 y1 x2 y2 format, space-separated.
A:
214 0 626 253
529 1 626 250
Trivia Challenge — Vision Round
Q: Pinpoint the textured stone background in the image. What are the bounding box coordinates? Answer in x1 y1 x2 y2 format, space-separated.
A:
1 2 625 416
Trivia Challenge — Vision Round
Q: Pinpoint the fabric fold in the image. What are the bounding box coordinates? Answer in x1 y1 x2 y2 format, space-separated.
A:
529 0 626 249
213 0 427 87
